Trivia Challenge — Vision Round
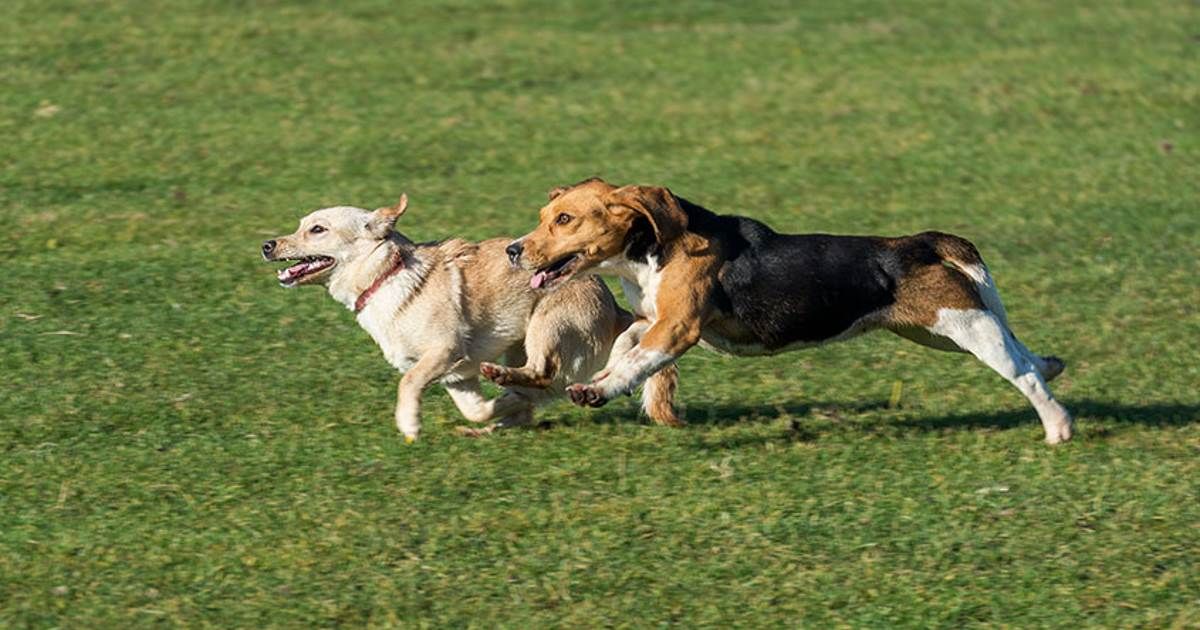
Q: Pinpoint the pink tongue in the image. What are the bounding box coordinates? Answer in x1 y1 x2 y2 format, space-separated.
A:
282 262 313 281
530 271 548 289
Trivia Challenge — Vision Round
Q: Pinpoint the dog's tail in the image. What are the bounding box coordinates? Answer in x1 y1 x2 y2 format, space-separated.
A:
923 231 1009 328
642 364 684 427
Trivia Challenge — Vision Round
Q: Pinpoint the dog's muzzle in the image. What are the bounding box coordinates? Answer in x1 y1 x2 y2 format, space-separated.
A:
262 239 277 260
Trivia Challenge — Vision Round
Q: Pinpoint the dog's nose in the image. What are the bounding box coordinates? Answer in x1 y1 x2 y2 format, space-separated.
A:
262 240 276 258
505 241 523 265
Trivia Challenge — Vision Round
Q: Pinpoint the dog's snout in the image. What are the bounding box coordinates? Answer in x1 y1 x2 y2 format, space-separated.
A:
505 241 523 265
262 239 277 258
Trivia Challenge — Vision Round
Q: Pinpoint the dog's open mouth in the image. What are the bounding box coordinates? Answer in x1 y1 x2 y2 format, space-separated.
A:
277 256 335 287
530 253 580 290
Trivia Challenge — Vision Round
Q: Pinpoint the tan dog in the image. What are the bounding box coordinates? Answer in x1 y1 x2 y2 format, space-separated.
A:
507 179 1073 445
262 195 680 442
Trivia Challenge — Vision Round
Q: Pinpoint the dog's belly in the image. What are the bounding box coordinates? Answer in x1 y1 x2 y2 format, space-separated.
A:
699 312 879 357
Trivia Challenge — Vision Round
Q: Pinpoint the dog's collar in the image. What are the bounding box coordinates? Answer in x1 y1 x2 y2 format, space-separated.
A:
354 249 406 313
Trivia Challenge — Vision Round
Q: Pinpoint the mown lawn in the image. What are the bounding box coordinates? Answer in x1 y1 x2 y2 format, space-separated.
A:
2 0 1198 626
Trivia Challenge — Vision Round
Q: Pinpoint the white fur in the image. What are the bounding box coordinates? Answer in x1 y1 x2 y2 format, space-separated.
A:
929 308 1073 444
598 254 662 318
957 262 1010 328
594 346 674 399
605 319 650 372
592 255 676 402
350 260 434 372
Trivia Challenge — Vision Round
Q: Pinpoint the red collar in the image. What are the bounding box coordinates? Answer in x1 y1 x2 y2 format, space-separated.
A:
354 250 405 313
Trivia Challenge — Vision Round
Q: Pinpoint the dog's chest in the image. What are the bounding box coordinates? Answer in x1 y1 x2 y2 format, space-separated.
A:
352 266 446 372
357 307 426 371
603 257 662 318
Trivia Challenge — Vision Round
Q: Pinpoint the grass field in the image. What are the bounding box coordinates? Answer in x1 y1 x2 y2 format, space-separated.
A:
3 0 1199 626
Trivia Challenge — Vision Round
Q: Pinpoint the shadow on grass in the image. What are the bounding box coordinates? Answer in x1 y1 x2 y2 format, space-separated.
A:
577 400 890 430
579 399 1200 450
885 400 1200 434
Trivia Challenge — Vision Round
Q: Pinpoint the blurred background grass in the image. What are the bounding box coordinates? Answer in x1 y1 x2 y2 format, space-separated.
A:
2 0 1198 626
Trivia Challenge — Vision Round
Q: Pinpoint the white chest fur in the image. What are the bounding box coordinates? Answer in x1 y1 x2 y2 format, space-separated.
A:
600 255 662 318
348 261 437 373
356 304 421 371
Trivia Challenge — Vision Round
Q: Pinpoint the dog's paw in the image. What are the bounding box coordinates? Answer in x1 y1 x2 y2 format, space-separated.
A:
566 383 608 408
1041 356 1066 382
455 425 496 438
479 362 511 386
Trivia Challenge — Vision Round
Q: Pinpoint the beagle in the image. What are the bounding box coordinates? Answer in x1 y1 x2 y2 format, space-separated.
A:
506 178 1074 444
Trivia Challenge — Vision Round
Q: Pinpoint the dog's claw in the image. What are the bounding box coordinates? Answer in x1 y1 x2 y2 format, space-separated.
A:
566 383 608 408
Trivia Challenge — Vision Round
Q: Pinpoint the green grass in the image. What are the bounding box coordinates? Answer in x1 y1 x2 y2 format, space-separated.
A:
3 0 1199 626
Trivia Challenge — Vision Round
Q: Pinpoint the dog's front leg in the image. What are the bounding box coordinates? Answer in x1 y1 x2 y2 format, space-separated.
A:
602 318 652 374
567 318 700 408
395 351 454 442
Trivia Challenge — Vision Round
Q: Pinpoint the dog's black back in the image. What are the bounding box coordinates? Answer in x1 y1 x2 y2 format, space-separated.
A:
675 197 936 349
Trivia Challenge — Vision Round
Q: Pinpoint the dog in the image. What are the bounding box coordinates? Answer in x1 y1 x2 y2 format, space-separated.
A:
261 194 680 442
506 178 1074 444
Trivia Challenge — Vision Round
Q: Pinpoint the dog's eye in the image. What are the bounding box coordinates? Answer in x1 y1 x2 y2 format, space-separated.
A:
555 213 572 226
309 225 326 234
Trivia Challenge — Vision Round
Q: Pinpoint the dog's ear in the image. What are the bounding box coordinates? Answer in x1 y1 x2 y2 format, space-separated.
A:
365 194 408 239
547 185 569 201
607 185 687 246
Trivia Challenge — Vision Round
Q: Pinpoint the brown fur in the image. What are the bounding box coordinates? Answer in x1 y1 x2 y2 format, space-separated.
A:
887 263 985 328
643 364 682 426
510 179 1073 444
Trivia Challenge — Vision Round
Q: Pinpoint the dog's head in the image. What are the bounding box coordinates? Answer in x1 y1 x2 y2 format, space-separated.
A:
507 178 687 290
262 195 409 287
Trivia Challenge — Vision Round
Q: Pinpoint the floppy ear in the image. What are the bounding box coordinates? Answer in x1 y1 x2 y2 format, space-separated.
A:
365 194 408 239
607 185 687 245
547 185 569 201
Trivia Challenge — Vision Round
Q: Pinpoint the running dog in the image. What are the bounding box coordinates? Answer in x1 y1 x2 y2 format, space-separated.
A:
506 178 1073 444
262 194 680 442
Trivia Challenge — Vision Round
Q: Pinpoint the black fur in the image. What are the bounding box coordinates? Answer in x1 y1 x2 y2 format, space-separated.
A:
673 196 939 350
621 216 661 263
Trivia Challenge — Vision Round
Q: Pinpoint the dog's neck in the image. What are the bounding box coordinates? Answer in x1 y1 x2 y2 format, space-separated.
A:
598 255 647 282
598 235 664 282
327 235 423 312
353 249 406 313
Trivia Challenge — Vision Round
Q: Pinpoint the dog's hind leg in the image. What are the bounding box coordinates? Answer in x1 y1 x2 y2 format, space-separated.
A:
455 407 534 438
445 378 538 438
642 364 684 427
888 262 1072 444
444 378 533 423
928 233 1066 383
922 308 1073 445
